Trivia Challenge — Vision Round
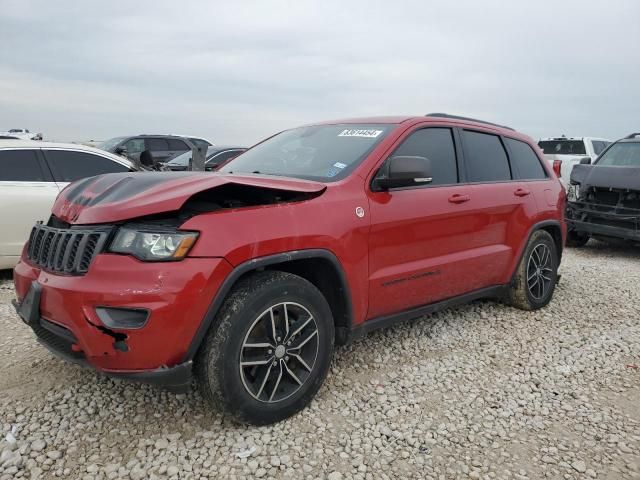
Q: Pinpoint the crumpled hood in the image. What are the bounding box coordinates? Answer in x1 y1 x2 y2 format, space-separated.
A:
53 172 326 224
570 165 640 190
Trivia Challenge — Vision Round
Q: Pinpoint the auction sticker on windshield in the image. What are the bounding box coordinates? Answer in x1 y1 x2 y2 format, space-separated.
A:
338 129 383 138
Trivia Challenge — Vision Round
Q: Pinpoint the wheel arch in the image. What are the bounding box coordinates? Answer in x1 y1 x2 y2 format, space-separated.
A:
511 220 564 283
185 249 354 361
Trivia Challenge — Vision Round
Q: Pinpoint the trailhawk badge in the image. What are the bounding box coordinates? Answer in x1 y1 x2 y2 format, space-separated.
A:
355 206 365 218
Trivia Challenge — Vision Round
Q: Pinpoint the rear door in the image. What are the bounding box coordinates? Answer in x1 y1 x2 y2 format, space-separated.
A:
458 129 539 287
367 126 480 318
0 148 59 263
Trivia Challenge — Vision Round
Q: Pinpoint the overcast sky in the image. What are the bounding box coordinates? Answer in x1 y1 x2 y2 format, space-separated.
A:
1 1 638 145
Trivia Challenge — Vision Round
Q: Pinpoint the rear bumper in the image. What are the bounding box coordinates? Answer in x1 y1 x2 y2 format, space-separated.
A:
12 253 233 387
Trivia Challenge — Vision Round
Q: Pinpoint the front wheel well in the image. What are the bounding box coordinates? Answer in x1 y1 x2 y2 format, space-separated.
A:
261 257 352 345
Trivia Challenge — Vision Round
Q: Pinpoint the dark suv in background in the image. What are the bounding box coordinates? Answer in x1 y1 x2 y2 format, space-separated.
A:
566 132 640 246
99 134 212 164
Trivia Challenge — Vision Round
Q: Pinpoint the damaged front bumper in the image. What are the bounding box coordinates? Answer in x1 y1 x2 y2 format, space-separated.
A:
12 253 232 391
566 199 640 241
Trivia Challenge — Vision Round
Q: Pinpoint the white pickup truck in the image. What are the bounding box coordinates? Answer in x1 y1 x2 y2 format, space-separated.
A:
538 136 611 187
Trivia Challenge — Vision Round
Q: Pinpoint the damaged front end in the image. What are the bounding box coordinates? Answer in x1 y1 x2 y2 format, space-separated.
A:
14 172 325 390
567 165 640 243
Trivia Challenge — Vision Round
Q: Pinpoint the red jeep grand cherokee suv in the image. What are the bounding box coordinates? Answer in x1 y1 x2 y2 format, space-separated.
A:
13 114 566 424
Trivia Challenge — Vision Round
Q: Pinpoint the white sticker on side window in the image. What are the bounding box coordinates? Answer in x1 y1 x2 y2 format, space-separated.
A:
338 129 383 138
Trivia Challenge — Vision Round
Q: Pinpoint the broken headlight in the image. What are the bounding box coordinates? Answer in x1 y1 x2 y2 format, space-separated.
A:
567 184 580 202
109 228 198 261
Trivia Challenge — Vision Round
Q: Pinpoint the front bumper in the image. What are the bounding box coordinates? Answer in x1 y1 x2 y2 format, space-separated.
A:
13 253 232 388
566 200 640 241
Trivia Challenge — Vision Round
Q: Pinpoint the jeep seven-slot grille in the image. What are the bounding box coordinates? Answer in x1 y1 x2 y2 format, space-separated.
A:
27 224 111 275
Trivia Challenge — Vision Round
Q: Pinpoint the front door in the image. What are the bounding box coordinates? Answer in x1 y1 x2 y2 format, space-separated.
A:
366 126 479 319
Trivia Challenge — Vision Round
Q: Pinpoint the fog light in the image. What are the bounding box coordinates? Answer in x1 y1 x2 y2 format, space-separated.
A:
95 307 149 330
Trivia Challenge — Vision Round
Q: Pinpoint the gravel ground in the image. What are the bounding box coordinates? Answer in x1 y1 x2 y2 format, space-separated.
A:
0 242 638 480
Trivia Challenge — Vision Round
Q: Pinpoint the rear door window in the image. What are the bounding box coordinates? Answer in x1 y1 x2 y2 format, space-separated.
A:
145 138 170 152
383 127 458 186
504 138 547 180
0 149 47 181
461 130 511 182
44 150 129 182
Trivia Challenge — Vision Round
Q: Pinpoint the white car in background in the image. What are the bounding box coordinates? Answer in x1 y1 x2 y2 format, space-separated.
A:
0 128 43 141
0 141 137 269
538 136 611 187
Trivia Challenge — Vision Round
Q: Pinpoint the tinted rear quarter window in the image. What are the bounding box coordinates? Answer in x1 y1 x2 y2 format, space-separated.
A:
45 150 129 182
168 138 189 151
505 138 547 180
462 130 511 182
389 128 458 185
0 149 45 181
146 138 169 151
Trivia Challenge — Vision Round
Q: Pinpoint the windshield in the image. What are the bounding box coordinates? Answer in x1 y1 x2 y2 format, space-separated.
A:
595 142 640 167
98 136 127 151
538 140 586 155
220 124 394 181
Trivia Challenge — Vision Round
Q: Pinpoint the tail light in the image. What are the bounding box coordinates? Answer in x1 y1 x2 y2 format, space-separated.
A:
553 160 562 178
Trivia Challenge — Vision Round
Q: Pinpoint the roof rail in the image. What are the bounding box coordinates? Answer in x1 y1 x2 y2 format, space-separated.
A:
425 113 515 131
623 132 640 139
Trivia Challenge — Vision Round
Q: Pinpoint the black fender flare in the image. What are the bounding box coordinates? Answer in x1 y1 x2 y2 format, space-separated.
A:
184 248 354 360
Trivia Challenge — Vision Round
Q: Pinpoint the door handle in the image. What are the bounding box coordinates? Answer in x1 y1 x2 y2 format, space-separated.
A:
448 194 470 204
514 188 531 197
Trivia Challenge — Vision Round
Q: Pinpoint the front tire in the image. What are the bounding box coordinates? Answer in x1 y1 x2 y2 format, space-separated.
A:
508 230 559 310
195 271 334 425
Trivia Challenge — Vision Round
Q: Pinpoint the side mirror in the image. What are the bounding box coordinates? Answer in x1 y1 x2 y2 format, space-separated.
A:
374 156 433 190
115 146 128 156
139 150 155 167
579 157 591 165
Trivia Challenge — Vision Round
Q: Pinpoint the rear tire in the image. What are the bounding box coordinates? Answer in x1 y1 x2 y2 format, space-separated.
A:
508 230 559 310
195 270 334 425
566 230 589 247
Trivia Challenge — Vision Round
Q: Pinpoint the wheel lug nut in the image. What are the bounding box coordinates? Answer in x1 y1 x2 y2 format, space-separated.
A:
272 361 277 366
285 356 289 361
268 350 272 354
